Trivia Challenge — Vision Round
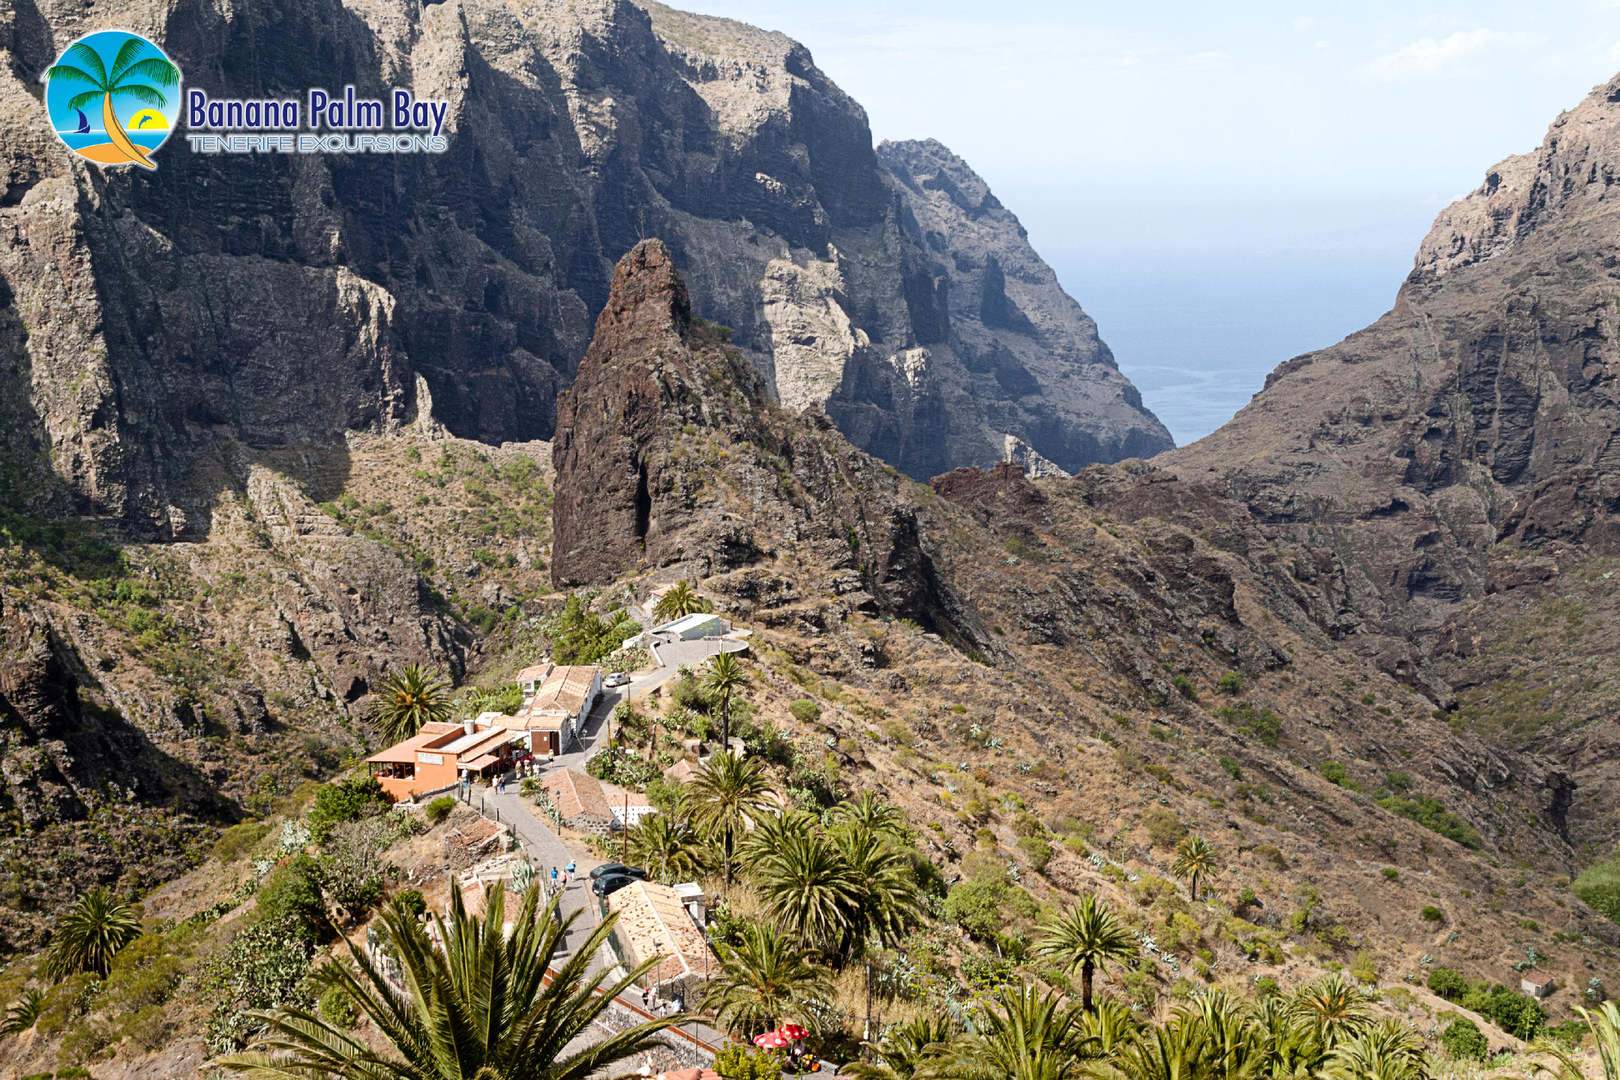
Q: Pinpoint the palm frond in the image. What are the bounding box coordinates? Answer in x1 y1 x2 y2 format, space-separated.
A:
65 42 108 86
113 56 180 88
107 36 147 82
110 82 169 108
44 63 99 88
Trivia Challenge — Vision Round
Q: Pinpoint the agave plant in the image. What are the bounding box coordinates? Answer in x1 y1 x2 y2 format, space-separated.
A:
0 988 43 1036
217 881 677 1077
1535 1001 1620 1080
846 1016 957 1079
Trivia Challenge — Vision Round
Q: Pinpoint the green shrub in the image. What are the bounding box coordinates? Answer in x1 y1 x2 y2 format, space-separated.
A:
393 889 426 919
945 871 1038 941
256 854 327 942
1427 967 1467 1001
1421 905 1445 924
788 698 821 724
318 984 359 1028
1172 674 1198 701
1217 672 1244 695
1142 806 1187 848
1376 793 1481 849
1461 982 1544 1040
1216 702 1282 746
307 775 389 844
1574 848 1620 925
1017 833 1053 873
1381 867 1399 881
545 595 639 665
424 796 455 825
1440 1017 1488 1061
212 821 272 863
713 1044 783 1080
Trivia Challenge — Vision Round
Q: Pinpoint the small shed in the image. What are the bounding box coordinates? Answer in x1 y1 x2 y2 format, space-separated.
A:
1521 970 1555 998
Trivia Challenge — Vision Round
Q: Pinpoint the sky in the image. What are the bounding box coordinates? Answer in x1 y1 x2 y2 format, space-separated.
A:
678 1 1620 444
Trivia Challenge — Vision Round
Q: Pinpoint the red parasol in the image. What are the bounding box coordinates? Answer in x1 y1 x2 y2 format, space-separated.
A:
779 1023 809 1041
753 1030 790 1049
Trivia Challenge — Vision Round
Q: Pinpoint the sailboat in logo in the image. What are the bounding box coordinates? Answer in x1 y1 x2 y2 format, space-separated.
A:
43 32 180 170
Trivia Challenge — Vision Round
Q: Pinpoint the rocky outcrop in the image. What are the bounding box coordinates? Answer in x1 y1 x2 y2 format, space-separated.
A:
0 0 1165 537
552 240 988 649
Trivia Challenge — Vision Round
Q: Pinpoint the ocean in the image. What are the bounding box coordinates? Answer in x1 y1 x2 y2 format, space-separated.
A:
1054 251 1409 449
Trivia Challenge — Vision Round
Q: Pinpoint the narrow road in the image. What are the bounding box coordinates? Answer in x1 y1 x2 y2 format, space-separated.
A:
468 637 753 1059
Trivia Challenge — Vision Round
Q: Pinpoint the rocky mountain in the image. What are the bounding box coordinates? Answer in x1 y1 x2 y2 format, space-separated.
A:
1167 72 1620 854
0 0 1166 543
546 238 1619 1007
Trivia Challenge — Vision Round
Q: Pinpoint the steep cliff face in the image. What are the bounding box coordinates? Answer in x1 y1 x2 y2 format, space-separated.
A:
1168 73 1620 849
552 239 986 648
0 0 1165 537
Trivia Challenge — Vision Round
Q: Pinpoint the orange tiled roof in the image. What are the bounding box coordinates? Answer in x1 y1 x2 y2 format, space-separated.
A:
541 767 612 822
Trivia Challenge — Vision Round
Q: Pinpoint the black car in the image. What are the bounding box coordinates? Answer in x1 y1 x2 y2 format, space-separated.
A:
589 862 648 882
591 872 639 898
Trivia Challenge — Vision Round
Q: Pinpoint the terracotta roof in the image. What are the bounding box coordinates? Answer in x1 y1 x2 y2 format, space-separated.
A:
527 665 599 717
607 880 712 986
541 768 613 822
515 663 550 684
366 722 462 764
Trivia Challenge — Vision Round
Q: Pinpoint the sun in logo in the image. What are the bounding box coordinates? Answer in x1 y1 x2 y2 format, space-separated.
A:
42 30 181 170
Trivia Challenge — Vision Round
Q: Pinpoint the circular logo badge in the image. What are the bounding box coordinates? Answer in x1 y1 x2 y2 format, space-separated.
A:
43 30 181 170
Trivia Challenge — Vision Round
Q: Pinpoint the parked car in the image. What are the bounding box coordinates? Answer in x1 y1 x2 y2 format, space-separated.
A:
592 872 639 898
604 672 630 688
589 862 648 882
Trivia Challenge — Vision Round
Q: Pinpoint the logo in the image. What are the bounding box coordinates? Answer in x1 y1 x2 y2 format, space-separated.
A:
43 30 180 171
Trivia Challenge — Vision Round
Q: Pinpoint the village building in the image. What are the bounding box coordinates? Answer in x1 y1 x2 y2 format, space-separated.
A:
365 720 515 802
1521 970 1555 999
645 612 729 645
538 767 654 834
605 880 714 997
497 663 601 755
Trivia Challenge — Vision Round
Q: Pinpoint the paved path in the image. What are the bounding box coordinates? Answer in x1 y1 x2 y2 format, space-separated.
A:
554 636 747 771
466 637 754 1061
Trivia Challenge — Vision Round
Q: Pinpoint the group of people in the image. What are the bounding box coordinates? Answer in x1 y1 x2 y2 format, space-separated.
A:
544 860 577 897
637 984 683 1018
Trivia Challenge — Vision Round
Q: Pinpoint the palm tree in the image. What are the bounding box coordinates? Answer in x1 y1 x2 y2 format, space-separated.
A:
1289 974 1372 1050
1108 1014 1217 1080
46 37 179 170
625 814 704 883
1034 894 1135 1012
45 887 141 978
832 792 910 841
707 921 828 1039
1079 998 1140 1058
1321 1020 1428 1080
1535 1001 1620 1080
754 828 862 953
218 881 677 1077
833 820 924 1040
846 1016 957 1079
704 652 748 748
1178 990 1266 1078
653 580 709 621
375 663 452 743
689 750 774 889
1171 835 1219 902
944 985 1099 1080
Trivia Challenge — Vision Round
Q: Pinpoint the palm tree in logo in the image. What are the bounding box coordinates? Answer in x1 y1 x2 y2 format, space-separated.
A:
47 38 178 170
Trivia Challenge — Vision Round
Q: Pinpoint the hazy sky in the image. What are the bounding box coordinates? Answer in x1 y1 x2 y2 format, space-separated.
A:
680 1 1620 443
